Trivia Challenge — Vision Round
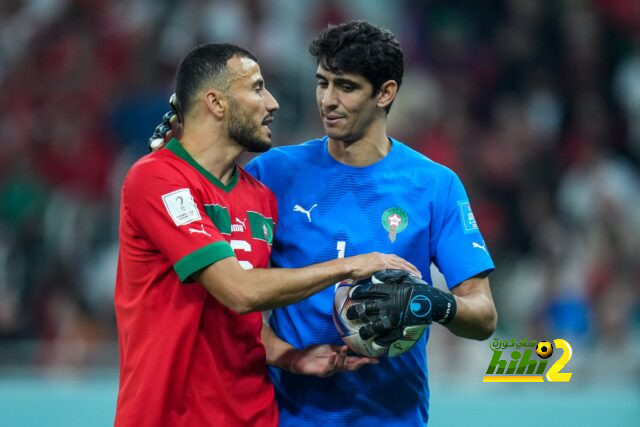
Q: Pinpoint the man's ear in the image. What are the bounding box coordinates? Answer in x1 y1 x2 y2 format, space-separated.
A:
376 80 398 110
205 90 227 118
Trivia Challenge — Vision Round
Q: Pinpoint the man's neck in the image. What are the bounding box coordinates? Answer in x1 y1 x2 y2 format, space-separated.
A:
180 129 242 185
327 124 391 167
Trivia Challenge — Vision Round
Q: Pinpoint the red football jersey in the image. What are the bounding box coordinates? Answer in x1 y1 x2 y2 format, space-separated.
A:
114 139 278 427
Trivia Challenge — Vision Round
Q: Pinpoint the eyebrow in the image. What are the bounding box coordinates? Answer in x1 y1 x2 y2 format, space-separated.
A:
252 78 264 89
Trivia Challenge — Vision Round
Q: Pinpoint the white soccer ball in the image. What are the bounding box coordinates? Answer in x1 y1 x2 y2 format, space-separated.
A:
332 280 427 358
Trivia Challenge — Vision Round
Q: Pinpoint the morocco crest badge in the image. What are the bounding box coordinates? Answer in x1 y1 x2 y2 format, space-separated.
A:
381 207 408 242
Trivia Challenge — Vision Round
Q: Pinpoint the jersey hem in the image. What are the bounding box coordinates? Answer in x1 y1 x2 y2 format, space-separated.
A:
447 265 495 290
174 241 235 282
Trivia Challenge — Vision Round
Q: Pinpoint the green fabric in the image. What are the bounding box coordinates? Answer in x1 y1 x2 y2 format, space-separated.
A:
204 204 232 234
166 138 238 192
247 211 274 244
174 241 235 282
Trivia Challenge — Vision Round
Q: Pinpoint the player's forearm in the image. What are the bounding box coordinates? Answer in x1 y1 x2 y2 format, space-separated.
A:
198 256 352 314
445 276 497 340
446 295 497 339
261 321 297 370
239 260 352 312
242 253 420 312
197 253 419 314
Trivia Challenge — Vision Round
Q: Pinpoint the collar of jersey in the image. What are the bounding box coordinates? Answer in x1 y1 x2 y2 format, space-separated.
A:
165 138 238 192
321 136 398 172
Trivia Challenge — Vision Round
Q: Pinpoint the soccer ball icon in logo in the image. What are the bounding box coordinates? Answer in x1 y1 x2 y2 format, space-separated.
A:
536 341 553 359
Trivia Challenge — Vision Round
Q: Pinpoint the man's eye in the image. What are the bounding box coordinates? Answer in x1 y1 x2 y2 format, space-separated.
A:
317 81 328 88
341 85 353 91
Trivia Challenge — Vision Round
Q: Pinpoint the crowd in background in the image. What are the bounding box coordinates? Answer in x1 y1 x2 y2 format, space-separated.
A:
0 0 638 382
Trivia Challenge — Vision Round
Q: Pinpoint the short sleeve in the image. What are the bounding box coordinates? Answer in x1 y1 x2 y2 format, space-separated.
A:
430 170 495 288
122 160 235 282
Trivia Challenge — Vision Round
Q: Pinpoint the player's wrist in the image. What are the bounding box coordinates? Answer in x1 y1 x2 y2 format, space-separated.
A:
271 347 300 373
445 294 460 325
335 257 357 281
411 286 456 325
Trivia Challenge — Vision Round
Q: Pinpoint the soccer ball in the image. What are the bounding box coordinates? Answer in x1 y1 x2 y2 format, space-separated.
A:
332 280 427 358
536 341 553 359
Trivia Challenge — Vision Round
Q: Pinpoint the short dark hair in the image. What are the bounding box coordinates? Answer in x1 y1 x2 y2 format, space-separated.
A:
309 20 404 113
175 43 257 121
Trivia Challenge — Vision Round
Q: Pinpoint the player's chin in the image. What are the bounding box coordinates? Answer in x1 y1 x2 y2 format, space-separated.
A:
246 136 272 153
259 131 273 150
324 128 348 141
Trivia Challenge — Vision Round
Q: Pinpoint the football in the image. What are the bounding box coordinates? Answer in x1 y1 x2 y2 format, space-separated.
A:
332 280 427 358
536 341 553 359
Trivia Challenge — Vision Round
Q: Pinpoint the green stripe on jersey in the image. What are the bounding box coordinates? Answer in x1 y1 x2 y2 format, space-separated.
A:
165 138 238 192
174 241 235 283
247 211 274 244
204 204 231 235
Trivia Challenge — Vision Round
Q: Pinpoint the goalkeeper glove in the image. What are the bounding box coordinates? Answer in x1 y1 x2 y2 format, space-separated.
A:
346 269 457 344
148 111 174 151
148 93 180 151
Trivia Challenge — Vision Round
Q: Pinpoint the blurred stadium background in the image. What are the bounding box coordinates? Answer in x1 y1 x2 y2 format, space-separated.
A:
1 0 639 425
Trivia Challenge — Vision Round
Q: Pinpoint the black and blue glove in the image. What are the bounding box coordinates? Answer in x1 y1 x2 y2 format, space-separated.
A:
347 269 457 344
148 110 175 151
148 93 180 151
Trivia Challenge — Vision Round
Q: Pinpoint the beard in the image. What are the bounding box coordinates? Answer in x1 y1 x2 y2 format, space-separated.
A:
228 100 271 153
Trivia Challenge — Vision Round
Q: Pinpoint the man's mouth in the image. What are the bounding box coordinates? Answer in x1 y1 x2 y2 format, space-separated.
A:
323 114 344 123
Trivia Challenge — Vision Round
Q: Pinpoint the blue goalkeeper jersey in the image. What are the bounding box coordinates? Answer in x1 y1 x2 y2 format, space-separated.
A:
245 137 494 427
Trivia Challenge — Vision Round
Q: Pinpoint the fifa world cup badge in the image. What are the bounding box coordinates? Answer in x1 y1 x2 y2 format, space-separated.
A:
381 207 408 242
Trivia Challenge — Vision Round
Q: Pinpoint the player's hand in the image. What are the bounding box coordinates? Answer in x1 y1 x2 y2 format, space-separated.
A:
288 344 378 377
346 253 421 281
148 94 182 151
346 270 457 343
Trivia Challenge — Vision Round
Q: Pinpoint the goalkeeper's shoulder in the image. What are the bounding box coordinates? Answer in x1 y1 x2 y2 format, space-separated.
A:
250 138 326 166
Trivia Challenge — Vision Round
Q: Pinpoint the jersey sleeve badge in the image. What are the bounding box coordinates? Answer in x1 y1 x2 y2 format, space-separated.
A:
458 201 478 233
162 188 202 226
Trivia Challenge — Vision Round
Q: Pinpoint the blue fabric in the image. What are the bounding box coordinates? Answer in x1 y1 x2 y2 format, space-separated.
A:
246 137 495 426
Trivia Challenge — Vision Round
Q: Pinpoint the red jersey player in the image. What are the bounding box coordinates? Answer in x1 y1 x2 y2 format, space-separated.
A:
114 43 418 426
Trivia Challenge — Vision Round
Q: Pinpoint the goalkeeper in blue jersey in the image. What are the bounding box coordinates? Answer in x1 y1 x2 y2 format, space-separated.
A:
151 20 497 427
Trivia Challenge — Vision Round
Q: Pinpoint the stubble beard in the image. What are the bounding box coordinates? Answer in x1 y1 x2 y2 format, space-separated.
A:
228 101 271 153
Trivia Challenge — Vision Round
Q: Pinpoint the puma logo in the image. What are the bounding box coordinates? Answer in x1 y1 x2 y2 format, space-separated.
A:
188 224 211 237
232 217 247 232
472 242 487 253
293 204 318 222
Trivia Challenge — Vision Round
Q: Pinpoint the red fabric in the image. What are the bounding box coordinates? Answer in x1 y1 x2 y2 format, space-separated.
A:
114 148 278 426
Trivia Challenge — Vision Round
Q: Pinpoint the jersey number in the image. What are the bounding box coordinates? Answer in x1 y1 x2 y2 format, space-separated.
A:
230 240 253 270
336 241 346 259
334 241 347 289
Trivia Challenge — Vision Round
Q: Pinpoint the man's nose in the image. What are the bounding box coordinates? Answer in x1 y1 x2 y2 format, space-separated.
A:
320 86 338 108
265 89 279 112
